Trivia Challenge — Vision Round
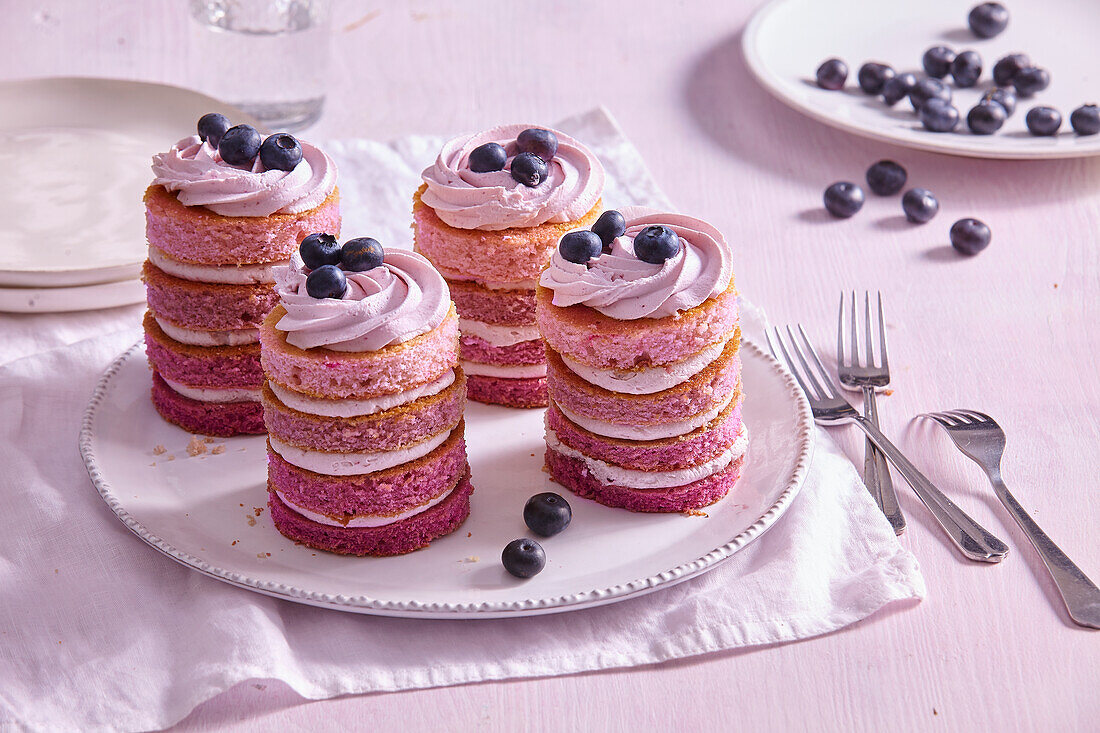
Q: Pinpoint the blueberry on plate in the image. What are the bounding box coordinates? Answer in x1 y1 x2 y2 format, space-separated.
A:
516 128 559 161
1070 104 1100 135
523 492 572 537
857 62 896 95
558 230 603 264
950 218 991 255
258 133 303 172
982 87 1017 116
1013 67 1050 97
919 98 960 133
910 78 951 111
968 2 1009 39
992 53 1030 87
922 46 956 79
218 124 262 166
197 113 230 148
815 58 848 90
901 188 939 224
967 101 1007 135
305 264 347 299
823 182 865 218
340 237 384 271
633 225 682 263
591 209 626 246
1026 106 1062 136
468 142 508 173
865 160 907 196
501 538 545 579
299 232 342 269
510 152 548 187
950 51 983 88
881 73 917 106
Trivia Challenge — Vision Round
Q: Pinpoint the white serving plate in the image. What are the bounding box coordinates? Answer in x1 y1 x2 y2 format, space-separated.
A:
79 339 814 619
0 278 146 314
743 0 1100 159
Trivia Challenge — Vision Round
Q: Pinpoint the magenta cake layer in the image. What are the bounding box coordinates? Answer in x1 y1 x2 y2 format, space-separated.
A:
144 261 279 331
150 372 264 436
460 335 545 366
144 312 262 388
262 372 466 452
536 283 740 369
260 304 459 399
144 184 341 265
269 471 474 557
448 279 537 326
546 448 744 513
546 399 744 471
466 375 547 408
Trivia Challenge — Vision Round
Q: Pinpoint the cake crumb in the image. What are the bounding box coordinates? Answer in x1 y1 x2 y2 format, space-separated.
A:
247 516 257 527
256 553 265 559
231 540 238 546
238 446 247 452
165 454 175 461
464 556 479 563
149 462 156 467
883 388 894 396
682 509 709 518
204 436 215 443
152 445 166 455
240 503 245 507
467 532 472 538
186 437 207 456
54 569 58 574
211 445 226 455
1053 283 1059 289
253 507 264 516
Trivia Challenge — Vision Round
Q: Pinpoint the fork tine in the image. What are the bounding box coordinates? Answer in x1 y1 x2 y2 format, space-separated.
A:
920 412 954 428
926 410 961 426
876 292 888 372
850 291 859 367
836 293 846 368
955 408 993 423
785 325 828 399
771 327 816 400
863 291 875 368
944 409 978 424
796 324 841 398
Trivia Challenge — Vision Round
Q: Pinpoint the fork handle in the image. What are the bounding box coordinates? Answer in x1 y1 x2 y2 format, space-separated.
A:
852 416 1010 562
862 387 905 535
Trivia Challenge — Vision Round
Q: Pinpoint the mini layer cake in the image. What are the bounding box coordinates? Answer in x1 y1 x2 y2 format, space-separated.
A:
413 124 605 408
537 207 746 513
143 115 339 436
261 239 473 556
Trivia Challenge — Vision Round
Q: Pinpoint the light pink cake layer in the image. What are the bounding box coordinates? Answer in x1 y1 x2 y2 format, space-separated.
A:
460 335 545 366
150 372 264 436
466 375 547 408
144 312 262 388
144 261 279 331
448 279 536 326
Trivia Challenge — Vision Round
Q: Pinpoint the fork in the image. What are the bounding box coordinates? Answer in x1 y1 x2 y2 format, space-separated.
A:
837 292 904 535
767 324 1009 562
922 410 1100 628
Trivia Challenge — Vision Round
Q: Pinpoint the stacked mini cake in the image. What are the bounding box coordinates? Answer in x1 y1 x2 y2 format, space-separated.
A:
261 235 473 556
537 208 746 513
143 114 340 436
413 124 605 408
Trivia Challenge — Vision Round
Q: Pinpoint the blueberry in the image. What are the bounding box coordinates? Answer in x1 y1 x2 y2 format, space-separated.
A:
968 2 1009 39
881 73 917 106
259 133 303 172
1013 67 1050 97
815 58 848 90
591 209 626 246
919 99 960 133
967 101 1007 135
468 142 507 173
197 113 230 148
1070 105 1100 135
516 128 559 161
1026 106 1062 136
950 218 991 255
910 78 951 111
901 188 939 224
982 87 1017 117
865 160 907 196
340 237 384 271
305 264 347 299
218 124 262 166
992 53 1030 87
510 152 548 187
922 46 956 79
299 232 341 269
523 492 572 537
823 182 865 218
633 225 682 263
857 63 896 95
501 538 545 579
558 230 603 264
950 51 983 88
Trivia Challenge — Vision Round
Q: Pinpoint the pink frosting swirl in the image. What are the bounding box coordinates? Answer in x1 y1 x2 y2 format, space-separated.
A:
420 124 604 231
151 135 337 217
539 207 733 320
274 249 450 352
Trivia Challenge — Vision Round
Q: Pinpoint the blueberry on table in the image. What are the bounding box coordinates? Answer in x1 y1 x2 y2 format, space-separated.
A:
881 73 917 106
340 237 384 271
218 124 262 166
468 142 508 173
197 112 230 148
901 188 939 224
1013 67 1050 97
559 231 604 264
510 152 549 187
305 264 347 299
993 54 1030 87
633 225 682 263
1070 105 1100 135
259 133 303 172
523 492 572 537
922 46 956 79
967 101 1007 135
857 63 896 95
968 2 1009 39
591 209 626 246
516 128 559 161
823 182 865 218
982 87 1017 117
950 218 991 255
919 99 961 133
502 538 545 579
950 51 983 89
865 160 907 196
910 78 951 111
815 58 848 90
299 232 342 269
1026 106 1062 136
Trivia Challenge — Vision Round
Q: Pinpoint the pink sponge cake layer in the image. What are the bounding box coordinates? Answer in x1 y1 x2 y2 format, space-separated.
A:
460 335 545 366
466 375 547 409
143 261 279 331
144 312 262 388
260 304 459 399
536 282 739 369
150 372 264 436
269 471 474 557
145 184 341 265
447 279 537 326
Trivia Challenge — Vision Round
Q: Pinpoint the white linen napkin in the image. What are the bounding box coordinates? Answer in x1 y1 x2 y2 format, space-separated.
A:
0 108 924 732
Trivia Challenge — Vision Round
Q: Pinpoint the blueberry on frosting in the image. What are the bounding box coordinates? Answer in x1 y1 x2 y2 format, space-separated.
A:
510 152 548 187
468 142 507 173
633 225 681 264
341 237 384 271
559 230 603 264
516 128 558 161
299 232 341 270
591 210 626 246
197 113 230 148
305 264 347 299
218 124 262 166
259 133 303 171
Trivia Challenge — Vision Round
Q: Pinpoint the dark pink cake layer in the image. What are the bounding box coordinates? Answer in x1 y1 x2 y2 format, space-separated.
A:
269 471 474 557
144 312 262 388
448 279 536 326
460 335 545 366
144 261 279 331
467 375 547 408
546 448 744 513
150 372 264 436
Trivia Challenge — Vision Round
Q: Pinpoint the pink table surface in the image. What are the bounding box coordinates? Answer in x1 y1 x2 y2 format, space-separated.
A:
3 1 1098 730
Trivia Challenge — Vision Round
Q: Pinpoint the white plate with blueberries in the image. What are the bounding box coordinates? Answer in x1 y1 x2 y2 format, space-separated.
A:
743 0 1100 158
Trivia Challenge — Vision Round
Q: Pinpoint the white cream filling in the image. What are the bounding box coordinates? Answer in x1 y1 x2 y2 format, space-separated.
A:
162 377 261 403
459 318 540 347
555 390 737 441
268 428 453 476
154 316 259 346
268 370 456 418
148 245 286 284
275 484 457 528
561 342 726 395
460 361 547 379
